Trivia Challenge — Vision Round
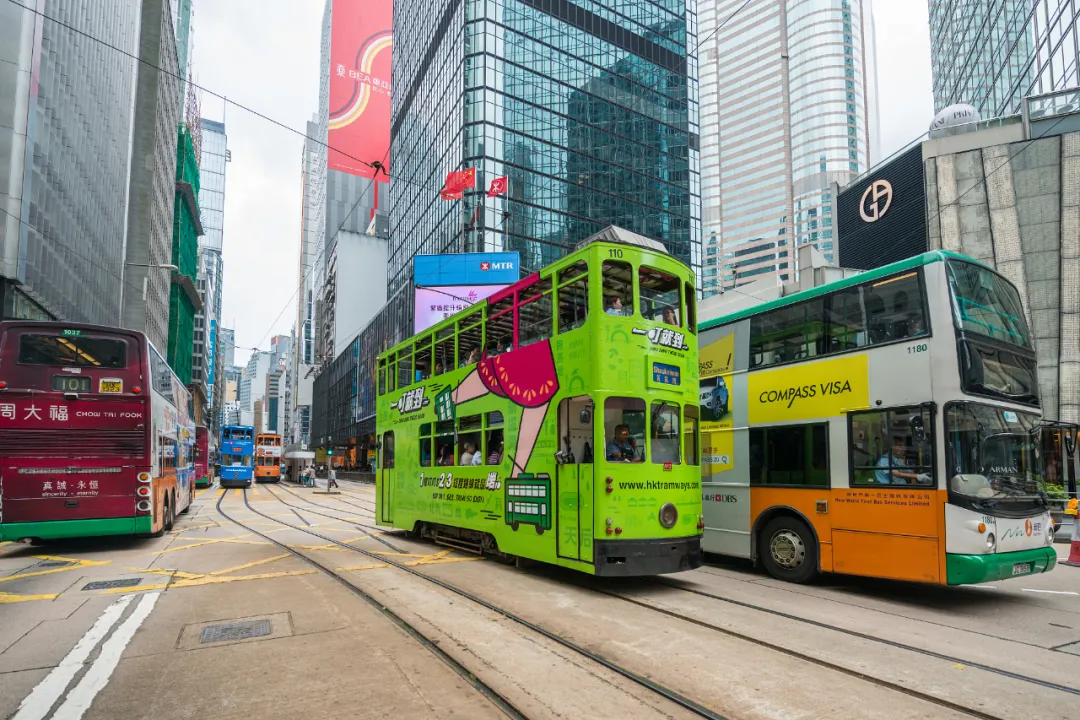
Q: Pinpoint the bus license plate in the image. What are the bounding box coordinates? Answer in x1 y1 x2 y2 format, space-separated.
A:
99 379 123 394
1012 562 1031 575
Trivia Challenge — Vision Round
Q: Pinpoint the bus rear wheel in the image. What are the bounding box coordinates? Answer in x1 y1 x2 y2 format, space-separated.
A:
164 494 175 532
760 516 818 584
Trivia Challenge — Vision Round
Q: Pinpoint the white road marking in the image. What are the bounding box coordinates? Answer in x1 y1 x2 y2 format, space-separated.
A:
51 592 161 720
1021 588 1080 596
12 595 136 720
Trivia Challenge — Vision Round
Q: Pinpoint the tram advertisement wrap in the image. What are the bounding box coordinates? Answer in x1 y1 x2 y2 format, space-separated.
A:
328 0 392 178
748 354 870 424
700 333 734 472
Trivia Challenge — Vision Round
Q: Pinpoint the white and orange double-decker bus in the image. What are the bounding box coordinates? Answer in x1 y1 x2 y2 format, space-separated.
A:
254 433 282 483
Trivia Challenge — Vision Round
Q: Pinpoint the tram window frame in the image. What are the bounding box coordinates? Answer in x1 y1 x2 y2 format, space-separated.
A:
382 431 394 469
685 282 697 334
683 405 699 465
650 401 681 465
458 414 483 466
434 421 455 466
487 299 514 357
415 336 433 381
557 261 589 334
419 423 433 467
519 276 554 348
602 260 634 317
849 405 935 487
397 347 414 388
604 397 647 463
435 326 455 374
386 353 397 393
640 265 681 327
485 411 504 465
749 424 829 488
458 309 484 368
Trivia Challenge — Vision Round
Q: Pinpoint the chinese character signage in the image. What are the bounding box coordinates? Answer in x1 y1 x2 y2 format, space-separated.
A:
413 284 508 334
650 362 681 386
328 0 392 179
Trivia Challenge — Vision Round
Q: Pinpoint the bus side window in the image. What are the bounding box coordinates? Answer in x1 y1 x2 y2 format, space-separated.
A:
557 261 588 333
602 260 633 317
749 425 829 487
458 310 483 367
519 276 553 348
850 407 934 487
825 286 867 351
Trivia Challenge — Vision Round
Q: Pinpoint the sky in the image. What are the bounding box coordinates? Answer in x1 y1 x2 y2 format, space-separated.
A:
195 0 935 366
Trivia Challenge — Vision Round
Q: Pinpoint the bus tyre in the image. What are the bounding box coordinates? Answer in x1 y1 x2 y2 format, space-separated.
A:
164 495 175 532
181 486 192 514
760 516 818 584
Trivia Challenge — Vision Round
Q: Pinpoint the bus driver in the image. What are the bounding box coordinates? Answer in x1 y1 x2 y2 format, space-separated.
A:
876 436 921 485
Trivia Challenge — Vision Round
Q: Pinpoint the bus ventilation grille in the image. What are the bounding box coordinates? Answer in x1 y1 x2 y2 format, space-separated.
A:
0 429 145 457
200 619 272 644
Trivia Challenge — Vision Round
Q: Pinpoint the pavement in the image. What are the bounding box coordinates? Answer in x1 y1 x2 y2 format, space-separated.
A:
1 478 1078 720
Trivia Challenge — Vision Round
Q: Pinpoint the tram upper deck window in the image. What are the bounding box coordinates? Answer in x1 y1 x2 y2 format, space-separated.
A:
604 397 646 462
603 261 633 317
519 276 553 348
640 266 681 327
458 309 483 368
487 294 514 357
557 261 588 333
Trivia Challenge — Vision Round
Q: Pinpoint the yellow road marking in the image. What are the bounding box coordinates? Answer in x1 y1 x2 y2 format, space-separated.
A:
0 591 60 603
125 566 202 580
208 553 291 576
194 483 216 498
0 556 109 584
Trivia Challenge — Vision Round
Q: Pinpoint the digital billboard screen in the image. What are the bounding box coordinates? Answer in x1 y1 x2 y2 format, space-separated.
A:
414 285 509 334
412 251 520 334
328 0 392 179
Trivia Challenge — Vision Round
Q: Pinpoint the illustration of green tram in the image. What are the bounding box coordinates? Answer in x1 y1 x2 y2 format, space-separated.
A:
505 474 552 533
375 226 704 576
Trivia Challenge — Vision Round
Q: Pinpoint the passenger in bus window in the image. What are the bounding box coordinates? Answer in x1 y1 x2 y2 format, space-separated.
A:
606 296 627 316
663 307 679 326
437 444 454 466
463 348 480 366
907 314 926 337
876 437 920 484
607 424 641 462
434 362 444 375
460 441 477 466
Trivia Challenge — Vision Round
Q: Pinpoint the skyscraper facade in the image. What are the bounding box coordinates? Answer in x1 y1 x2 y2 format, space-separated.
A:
929 0 1079 118
698 0 877 294
218 326 236 368
196 118 228 437
0 0 141 324
389 0 701 317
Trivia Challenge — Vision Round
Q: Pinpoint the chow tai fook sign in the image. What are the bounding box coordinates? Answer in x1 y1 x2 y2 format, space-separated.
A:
328 0 392 179
413 252 520 334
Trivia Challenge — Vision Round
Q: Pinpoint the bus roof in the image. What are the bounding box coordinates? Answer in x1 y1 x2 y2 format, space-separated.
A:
698 250 986 332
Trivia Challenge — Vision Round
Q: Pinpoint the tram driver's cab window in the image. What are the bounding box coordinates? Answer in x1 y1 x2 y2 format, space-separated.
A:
651 401 680 464
640 266 681 327
850 406 934 487
603 260 633 317
605 397 645 463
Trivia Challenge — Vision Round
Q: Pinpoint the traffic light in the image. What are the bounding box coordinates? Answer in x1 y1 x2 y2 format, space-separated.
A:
327 447 334 456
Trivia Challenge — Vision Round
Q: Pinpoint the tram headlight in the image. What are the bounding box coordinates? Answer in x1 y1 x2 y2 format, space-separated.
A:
659 502 678 529
986 532 996 551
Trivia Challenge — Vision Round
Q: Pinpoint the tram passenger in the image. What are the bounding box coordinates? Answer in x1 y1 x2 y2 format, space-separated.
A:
605 296 627 316
663 307 679 326
488 440 504 465
606 424 641 462
437 444 454 466
460 441 478 466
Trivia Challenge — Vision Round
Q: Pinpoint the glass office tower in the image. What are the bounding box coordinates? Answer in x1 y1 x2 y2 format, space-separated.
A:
930 0 1079 117
389 0 701 307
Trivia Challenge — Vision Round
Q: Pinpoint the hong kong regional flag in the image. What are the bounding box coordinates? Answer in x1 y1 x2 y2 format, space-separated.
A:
439 167 476 200
486 176 508 197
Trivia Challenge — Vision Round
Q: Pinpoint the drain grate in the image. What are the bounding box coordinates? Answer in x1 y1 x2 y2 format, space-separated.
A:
82 578 142 591
36 560 73 569
199 619 272 644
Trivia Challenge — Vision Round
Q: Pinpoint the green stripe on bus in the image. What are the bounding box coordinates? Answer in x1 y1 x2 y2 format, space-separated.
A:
0 516 154 541
945 547 1057 585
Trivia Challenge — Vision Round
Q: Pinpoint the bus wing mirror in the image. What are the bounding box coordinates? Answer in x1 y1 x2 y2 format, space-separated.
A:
579 409 592 425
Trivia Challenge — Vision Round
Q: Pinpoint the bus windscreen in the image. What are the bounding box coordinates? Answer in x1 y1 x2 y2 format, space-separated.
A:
18 334 127 368
946 261 1031 349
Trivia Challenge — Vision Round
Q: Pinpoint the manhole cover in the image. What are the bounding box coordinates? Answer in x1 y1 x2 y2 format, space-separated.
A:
1055 641 1080 657
36 560 73 569
200 619 272 644
82 578 142 591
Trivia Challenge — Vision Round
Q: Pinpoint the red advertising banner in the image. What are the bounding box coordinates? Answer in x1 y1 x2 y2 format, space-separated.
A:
327 0 392 179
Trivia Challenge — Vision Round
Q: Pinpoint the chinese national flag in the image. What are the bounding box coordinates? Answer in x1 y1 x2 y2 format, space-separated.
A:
439 167 476 200
487 176 508 197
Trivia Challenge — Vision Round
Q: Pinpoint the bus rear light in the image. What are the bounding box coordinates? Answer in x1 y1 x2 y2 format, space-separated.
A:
136 486 150 497
0 381 7 389
605 485 614 493
614 527 622 535
137 472 152 483
132 386 142 394
136 500 151 513
605 526 614 535
605 476 613 484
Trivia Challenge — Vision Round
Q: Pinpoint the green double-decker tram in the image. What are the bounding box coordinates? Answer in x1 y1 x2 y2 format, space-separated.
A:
375 227 703 575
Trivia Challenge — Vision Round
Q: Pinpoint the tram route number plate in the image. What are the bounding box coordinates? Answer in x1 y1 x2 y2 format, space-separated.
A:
1012 562 1031 575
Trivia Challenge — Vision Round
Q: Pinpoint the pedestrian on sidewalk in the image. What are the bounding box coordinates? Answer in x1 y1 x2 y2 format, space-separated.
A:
327 465 339 490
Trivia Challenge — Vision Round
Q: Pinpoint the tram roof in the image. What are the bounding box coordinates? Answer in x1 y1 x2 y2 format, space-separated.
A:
574 225 667 254
698 250 986 332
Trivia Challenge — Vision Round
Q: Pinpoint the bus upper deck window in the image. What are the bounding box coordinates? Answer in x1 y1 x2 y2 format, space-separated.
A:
867 271 926 344
557 261 589 333
17 333 128 368
639 266 680 326
602 261 633 317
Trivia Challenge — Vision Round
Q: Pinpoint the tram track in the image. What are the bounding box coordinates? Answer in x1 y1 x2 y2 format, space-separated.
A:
214 489 528 719
267 484 404 553
229 488 727 720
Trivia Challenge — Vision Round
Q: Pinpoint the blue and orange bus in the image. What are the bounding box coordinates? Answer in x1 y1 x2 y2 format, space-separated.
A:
219 425 254 488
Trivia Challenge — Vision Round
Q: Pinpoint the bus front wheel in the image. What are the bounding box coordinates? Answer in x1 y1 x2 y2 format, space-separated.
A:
760 516 818 584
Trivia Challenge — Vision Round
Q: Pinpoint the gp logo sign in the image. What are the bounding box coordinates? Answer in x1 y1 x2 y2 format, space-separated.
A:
860 179 893 222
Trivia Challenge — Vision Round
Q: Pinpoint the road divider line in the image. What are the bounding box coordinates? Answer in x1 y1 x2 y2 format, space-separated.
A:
1021 588 1079 595
12 594 135 720
51 592 161 720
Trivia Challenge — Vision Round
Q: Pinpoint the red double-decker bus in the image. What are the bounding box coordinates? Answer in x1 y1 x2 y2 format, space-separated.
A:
0 321 194 542
195 426 210 488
